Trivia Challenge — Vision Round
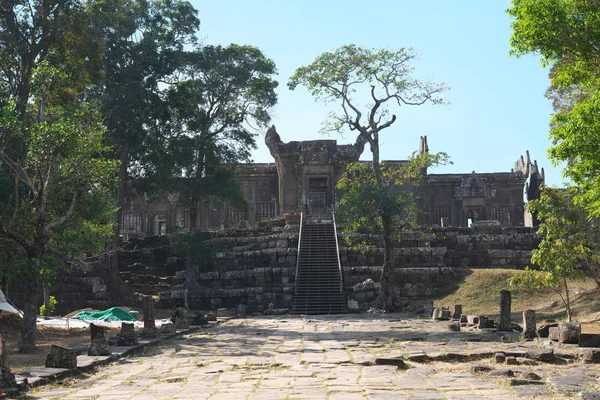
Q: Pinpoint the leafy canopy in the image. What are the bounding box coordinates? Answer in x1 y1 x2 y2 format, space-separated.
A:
288 45 448 137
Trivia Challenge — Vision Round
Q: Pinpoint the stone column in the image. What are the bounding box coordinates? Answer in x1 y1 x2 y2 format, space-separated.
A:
453 305 462 320
117 322 138 346
141 295 158 338
88 323 111 356
499 290 512 331
523 310 536 339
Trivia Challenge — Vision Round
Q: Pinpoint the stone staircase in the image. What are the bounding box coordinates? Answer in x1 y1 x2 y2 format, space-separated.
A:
292 214 346 314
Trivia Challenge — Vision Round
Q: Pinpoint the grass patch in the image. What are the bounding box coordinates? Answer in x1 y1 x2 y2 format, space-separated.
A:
432 268 600 328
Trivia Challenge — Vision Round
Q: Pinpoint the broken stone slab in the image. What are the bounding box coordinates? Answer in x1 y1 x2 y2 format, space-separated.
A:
582 349 600 364
117 322 138 346
521 372 542 381
558 322 581 344
509 379 545 386
489 369 516 377
527 348 554 362
45 345 78 368
88 324 111 356
431 308 440 321
347 299 359 312
579 333 600 348
405 353 429 363
466 315 480 325
374 357 408 369
190 313 208 326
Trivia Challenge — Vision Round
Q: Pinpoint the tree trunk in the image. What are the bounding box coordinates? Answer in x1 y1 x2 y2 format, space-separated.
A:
185 200 199 291
563 276 572 322
19 274 41 353
371 213 396 311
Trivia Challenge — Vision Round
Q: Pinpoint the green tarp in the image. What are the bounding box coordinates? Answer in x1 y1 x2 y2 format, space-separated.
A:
72 307 137 322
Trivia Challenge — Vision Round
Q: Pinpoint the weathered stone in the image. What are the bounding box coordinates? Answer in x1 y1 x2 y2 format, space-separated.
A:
422 300 434 317
582 349 600 363
45 344 77 368
374 357 408 369
237 303 248 317
579 333 600 347
448 321 461 332
460 314 468 323
439 309 451 320
489 368 515 377
117 322 138 346
509 378 545 386
478 316 489 329
431 308 440 321
495 352 506 363
516 357 536 365
537 323 558 338
205 312 217 322
521 372 542 381
499 290 512 331
405 353 429 362
471 365 491 373
347 299 359 312
527 348 554 362
466 315 479 325
159 323 176 334
505 356 518 365
558 322 581 344
140 295 158 338
88 324 111 356
522 310 536 339
217 308 230 317
452 304 462 320
549 326 559 341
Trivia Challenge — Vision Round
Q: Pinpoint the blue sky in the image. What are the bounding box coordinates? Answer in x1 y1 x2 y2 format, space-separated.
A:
191 0 562 186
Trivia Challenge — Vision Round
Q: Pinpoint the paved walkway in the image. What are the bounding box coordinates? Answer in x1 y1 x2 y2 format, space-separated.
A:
30 315 600 399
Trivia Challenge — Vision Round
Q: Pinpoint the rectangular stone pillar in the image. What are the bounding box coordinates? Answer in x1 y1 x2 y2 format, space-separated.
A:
499 290 512 331
452 305 462 320
141 295 158 338
523 310 536 339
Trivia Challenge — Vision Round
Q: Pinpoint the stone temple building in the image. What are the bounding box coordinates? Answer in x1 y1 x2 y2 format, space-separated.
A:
120 126 544 237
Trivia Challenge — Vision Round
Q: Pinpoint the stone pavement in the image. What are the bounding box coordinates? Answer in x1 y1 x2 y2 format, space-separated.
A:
29 314 600 399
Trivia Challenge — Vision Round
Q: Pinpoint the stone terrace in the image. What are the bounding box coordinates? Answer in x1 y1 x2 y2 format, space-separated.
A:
30 315 600 399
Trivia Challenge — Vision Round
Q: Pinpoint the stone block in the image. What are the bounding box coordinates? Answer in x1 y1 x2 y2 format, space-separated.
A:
452 304 462 320
448 321 461 332
583 349 600 363
527 348 554 362
499 290 512 331
495 352 506 363
45 345 78 368
467 315 479 325
558 322 581 344
549 326 559 341
88 324 111 356
579 333 600 348
117 322 138 346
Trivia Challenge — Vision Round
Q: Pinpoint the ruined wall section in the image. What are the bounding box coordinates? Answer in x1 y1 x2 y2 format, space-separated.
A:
341 225 542 305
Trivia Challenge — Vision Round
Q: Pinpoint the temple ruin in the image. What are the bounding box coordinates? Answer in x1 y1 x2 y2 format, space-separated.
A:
119 126 545 237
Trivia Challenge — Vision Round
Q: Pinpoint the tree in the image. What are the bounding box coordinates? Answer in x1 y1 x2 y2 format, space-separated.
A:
0 65 118 353
141 44 278 290
337 152 450 309
511 186 600 321
288 45 448 310
508 0 600 217
85 0 200 298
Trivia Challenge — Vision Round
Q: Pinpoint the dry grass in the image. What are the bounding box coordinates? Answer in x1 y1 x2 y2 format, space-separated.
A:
433 268 600 332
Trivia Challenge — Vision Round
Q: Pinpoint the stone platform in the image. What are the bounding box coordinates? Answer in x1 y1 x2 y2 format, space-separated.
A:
30 315 600 399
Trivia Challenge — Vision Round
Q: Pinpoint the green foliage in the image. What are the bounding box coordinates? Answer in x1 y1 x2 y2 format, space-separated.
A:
508 0 600 218
510 186 600 320
169 230 216 265
170 307 188 324
337 152 451 245
39 296 57 317
289 45 448 136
